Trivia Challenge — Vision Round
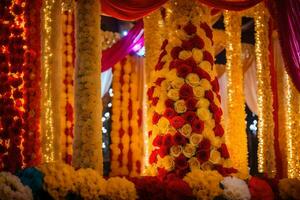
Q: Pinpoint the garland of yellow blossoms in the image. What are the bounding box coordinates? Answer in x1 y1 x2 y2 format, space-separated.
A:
110 57 143 177
146 0 236 178
60 1 75 165
224 11 248 179
73 0 102 173
254 4 276 177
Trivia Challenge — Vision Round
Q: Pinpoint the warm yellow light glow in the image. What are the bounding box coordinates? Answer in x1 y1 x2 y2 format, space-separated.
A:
254 4 276 177
224 10 248 179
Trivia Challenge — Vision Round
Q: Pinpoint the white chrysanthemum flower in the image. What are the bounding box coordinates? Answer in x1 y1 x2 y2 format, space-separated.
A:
221 176 250 200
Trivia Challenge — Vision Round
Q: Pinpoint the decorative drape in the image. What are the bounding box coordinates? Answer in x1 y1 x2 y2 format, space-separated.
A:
101 20 144 72
101 68 112 97
110 56 144 177
100 0 262 20
274 0 300 92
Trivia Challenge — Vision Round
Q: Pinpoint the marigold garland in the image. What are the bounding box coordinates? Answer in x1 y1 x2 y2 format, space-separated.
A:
283 72 300 179
72 0 103 172
254 4 276 177
146 0 236 178
61 4 75 165
224 11 248 179
110 57 143 177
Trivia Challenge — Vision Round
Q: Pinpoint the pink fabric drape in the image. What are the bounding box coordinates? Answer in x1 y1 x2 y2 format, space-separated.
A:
274 0 300 92
101 20 144 72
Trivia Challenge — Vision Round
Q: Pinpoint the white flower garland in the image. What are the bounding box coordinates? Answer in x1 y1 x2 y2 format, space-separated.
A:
221 177 251 200
73 0 103 173
0 172 33 200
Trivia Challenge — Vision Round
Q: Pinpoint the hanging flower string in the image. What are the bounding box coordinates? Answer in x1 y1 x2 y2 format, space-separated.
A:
61 7 75 165
0 0 27 172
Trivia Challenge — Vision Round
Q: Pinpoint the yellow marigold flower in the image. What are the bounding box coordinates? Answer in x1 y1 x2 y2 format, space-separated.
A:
166 69 178 81
180 124 192 138
106 177 137 200
183 144 196 158
161 155 175 171
193 86 205 99
167 89 180 101
190 133 203 146
170 77 185 89
188 157 200 169
197 98 210 108
199 79 212 90
197 108 211 121
192 48 203 63
157 117 170 134
209 149 221 164
161 80 171 91
145 165 158 176
186 73 200 86
170 145 182 157
179 50 192 60
174 100 187 113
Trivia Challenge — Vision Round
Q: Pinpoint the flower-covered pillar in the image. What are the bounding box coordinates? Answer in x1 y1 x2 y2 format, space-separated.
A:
72 0 103 173
146 0 236 177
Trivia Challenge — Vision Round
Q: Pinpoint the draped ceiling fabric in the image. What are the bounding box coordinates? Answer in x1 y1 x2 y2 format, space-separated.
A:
101 20 144 72
274 0 300 92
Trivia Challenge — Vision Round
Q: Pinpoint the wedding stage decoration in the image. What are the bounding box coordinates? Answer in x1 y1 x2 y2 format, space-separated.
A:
1 0 300 199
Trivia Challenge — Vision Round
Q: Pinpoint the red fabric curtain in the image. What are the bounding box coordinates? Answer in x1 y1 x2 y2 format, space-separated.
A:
101 0 168 21
101 0 262 21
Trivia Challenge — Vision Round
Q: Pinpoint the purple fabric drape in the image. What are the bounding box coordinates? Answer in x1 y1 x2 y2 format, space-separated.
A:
274 0 300 91
102 20 144 72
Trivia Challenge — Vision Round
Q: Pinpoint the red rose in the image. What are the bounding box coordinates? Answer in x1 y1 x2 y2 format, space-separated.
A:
248 177 275 200
192 119 204 133
163 107 177 119
166 178 194 200
155 61 166 71
170 116 185 129
184 57 197 69
190 35 204 49
169 59 184 70
173 132 187 145
176 63 192 78
214 124 224 137
152 112 161 125
181 40 194 51
157 167 168 179
161 39 168 50
175 154 189 169
179 84 193 100
219 143 230 158
159 146 169 158
182 111 198 123
205 90 214 102
197 150 210 164
183 21 196 35
155 77 166 86
211 78 220 93
209 102 219 113
200 22 213 41
163 134 174 147
185 98 197 111
171 46 183 59
147 86 155 100
149 149 159 164
13 90 23 99
199 138 211 150
153 135 163 146
152 97 159 106
194 67 211 81
213 109 222 124
203 50 214 65
165 99 174 108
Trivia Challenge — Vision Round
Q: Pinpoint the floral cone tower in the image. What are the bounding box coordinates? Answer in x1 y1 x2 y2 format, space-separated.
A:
146 0 236 178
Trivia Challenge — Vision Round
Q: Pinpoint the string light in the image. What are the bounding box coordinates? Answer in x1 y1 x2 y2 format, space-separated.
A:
254 4 276 177
224 10 248 179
